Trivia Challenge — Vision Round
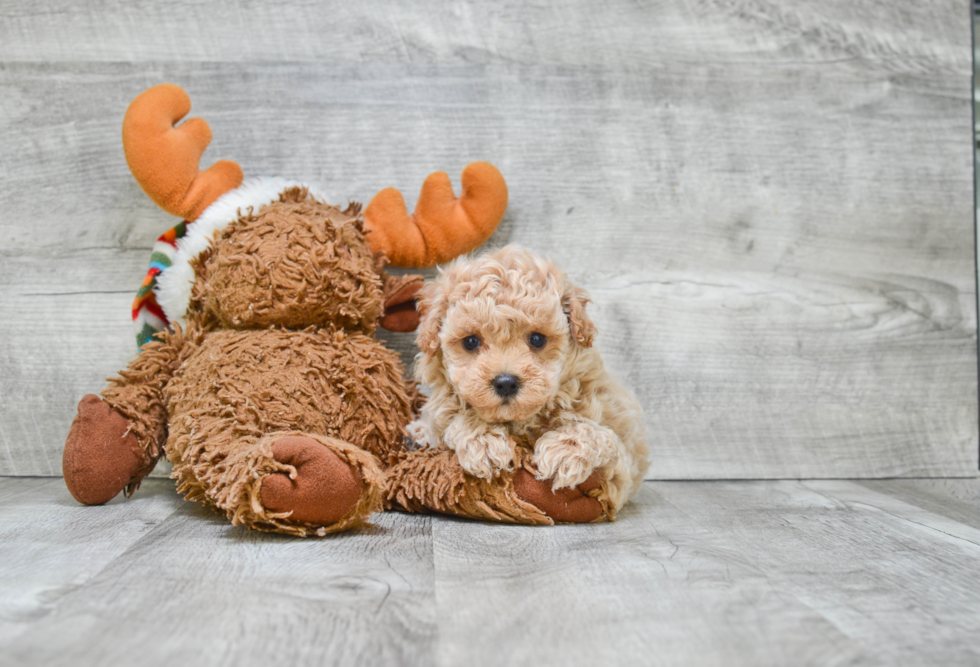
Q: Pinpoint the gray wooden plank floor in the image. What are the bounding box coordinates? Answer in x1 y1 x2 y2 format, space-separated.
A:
3 476 978 666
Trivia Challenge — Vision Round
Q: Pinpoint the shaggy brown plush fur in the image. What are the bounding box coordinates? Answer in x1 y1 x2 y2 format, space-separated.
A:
100 324 191 495
163 321 410 535
67 189 418 536
386 445 612 525
197 191 384 332
386 447 552 524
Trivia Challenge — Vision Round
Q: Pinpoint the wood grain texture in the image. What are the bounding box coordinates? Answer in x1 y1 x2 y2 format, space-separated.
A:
2 479 436 667
433 490 866 666
0 478 178 645
0 0 975 478
654 480 980 665
432 479 980 666
5 477 979 666
858 478 980 530
0 0 970 68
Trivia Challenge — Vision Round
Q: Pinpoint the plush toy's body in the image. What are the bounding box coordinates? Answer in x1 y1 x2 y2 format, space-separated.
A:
69 187 422 535
63 84 610 535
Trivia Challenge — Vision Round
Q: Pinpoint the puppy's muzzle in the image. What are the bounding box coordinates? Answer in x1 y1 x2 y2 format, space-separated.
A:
491 373 521 399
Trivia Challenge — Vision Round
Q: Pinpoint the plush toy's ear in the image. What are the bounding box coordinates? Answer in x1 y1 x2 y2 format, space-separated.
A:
380 275 424 333
562 281 596 348
363 162 507 268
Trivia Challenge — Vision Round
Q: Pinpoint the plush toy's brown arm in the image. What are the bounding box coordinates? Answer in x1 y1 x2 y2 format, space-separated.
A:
385 448 554 525
63 326 189 504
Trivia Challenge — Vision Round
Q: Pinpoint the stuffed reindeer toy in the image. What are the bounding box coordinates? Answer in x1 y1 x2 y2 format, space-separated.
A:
63 84 624 536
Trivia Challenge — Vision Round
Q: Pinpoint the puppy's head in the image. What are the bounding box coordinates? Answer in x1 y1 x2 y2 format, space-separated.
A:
416 246 596 423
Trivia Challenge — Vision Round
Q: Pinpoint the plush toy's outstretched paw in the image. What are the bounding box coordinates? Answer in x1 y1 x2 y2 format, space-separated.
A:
513 469 604 523
63 394 144 505
260 436 364 525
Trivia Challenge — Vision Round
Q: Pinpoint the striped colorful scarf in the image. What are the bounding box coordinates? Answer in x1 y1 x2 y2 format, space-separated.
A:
132 220 188 349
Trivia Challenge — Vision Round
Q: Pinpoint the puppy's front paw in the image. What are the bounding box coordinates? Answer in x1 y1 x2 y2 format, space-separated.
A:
533 422 617 490
444 417 514 479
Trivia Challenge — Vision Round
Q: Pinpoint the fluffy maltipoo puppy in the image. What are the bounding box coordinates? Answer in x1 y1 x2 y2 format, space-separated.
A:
407 245 649 513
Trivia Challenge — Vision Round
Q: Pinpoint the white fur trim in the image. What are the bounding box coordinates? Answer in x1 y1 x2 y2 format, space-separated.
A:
155 176 332 325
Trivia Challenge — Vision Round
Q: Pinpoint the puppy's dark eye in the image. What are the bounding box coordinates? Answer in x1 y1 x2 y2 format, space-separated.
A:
462 335 481 351
528 332 547 349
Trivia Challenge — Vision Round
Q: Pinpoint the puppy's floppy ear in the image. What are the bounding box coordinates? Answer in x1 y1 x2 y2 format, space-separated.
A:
561 280 596 348
415 280 449 355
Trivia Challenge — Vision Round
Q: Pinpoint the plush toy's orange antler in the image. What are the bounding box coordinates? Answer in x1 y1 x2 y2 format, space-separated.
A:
363 162 508 268
122 84 243 220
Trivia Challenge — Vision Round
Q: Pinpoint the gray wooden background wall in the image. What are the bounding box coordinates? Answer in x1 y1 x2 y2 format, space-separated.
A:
0 0 975 480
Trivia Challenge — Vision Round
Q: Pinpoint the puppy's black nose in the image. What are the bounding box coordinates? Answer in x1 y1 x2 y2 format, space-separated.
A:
492 374 521 399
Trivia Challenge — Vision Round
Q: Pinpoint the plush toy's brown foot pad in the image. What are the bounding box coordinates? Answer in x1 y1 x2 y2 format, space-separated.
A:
63 394 143 505
260 436 364 525
513 469 603 523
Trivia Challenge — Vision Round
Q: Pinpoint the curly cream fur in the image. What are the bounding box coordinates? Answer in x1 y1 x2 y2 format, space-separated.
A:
409 246 650 515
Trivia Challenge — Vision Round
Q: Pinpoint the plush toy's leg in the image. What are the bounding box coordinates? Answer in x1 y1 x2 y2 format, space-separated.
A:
260 436 367 526
384 448 613 525
169 430 386 537
63 328 187 505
